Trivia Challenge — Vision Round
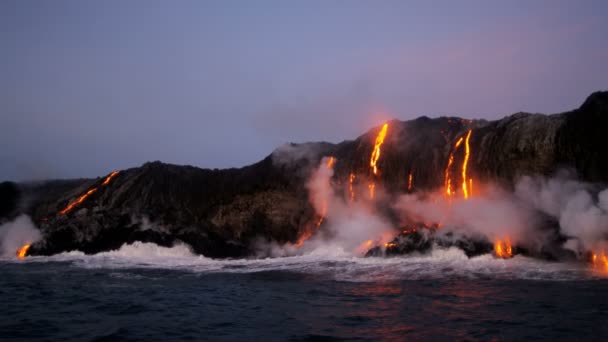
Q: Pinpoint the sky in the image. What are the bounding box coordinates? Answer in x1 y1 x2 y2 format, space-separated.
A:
1 0 607 181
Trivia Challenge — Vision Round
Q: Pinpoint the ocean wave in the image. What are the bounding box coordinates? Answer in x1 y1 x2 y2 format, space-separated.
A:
6 242 605 281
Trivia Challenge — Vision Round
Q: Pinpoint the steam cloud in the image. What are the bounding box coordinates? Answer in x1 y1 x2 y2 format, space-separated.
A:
267 150 608 260
0 215 42 257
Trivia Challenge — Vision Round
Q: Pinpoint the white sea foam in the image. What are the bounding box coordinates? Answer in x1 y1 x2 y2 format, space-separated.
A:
8 241 603 282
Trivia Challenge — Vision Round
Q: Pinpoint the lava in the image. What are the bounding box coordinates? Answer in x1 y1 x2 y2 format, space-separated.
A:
316 157 335 227
591 250 608 272
58 171 120 215
102 170 120 186
444 137 463 196
58 188 98 215
368 182 376 199
444 130 474 199
494 239 513 258
16 244 31 259
296 157 335 247
349 173 356 202
461 130 472 199
408 172 413 191
370 123 389 176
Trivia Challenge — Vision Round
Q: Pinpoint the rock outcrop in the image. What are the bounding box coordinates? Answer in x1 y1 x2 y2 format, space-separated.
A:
3 91 607 258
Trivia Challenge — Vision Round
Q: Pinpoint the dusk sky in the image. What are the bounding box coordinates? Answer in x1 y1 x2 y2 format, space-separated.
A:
1 0 607 181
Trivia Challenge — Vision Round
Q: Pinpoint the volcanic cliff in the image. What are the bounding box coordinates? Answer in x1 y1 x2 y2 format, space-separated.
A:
1 91 607 258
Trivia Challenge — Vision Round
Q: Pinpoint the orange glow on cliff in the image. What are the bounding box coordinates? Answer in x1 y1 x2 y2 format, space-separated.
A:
370 123 389 176
461 130 472 199
368 182 376 199
444 137 463 196
102 171 120 186
591 250 608 272
408 172 413 191
58 171 121 215
494 239 513 259
58 188 98 215
16 244 31 259
349 173 356 202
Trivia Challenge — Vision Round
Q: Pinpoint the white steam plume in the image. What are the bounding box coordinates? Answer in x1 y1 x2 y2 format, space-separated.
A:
0 215 42 257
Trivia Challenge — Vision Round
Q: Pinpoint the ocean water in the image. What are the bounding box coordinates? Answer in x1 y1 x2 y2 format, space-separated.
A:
1 243 607 341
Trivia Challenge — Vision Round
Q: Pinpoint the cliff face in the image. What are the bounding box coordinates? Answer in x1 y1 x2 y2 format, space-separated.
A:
5 91 608 257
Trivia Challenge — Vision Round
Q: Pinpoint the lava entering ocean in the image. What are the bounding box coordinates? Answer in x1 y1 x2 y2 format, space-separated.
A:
16 243 31 259
494 239 513 259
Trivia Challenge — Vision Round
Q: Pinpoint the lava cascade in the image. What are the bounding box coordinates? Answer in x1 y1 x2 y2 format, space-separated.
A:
58 171 121 215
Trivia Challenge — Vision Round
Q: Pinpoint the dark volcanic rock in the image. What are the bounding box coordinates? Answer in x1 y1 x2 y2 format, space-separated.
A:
6 91 608 258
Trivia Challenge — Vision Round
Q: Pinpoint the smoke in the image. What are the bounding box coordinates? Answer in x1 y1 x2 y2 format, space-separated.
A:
258 157 395 257
0 215 42 257
271 143 324 167
515 174 608 255
394 172 608 258
266 145 608 261
395 184 538 248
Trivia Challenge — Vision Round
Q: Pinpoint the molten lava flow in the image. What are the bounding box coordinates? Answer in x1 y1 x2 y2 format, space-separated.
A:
591 250 608 272
316 157 335 227
444 137 463 196
58 171 120 215
102 171 120 186
349 173 356 202
461 130 472 199
494 239 513 259
16 244 31 259
296 157 336 247
368 182 376 199
370 123 389 176
469 178 473 197
407 172 413 191
58 188 98 215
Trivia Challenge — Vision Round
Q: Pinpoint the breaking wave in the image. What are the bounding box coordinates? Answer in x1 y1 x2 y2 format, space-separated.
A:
6 241 605 282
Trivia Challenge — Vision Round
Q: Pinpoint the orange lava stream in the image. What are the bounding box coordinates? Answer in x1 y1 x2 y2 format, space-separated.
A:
444 137 463 196
494 239 513 258
407 172 413 191
370 123 389 176
102 171 120 186
58 171 120 215
297 157 335 247
461 130 472 199
58 188 98 215
591 250 608 272
368 182 376 199
349 173 356 202
16 244 31 259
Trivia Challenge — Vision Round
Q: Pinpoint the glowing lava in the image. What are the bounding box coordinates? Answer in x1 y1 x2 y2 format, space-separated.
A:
370 123 389 176
16 244 31 259
444 129 474 199
461 130 472 199
58 188 98 215
407 172 413 191
316 157 335 227
591 250 608 272
494 239 513 259
102 171 120 186
368 182 376 199
444 137 463 197
296 157 335 247
349 173 356 202
58 171 120 215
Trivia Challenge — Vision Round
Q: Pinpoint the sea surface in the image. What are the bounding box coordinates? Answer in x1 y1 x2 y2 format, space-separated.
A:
1 242 607 341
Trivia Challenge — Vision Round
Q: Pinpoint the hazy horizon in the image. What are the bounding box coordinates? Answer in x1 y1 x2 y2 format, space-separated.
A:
2 0 607 181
